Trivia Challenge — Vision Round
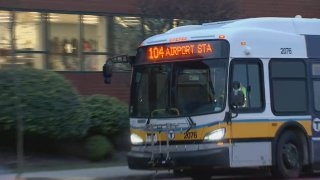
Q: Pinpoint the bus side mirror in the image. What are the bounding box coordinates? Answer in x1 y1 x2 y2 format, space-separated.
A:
102 55 135 84
103 60 113 84
225 81 245 121
231 81 245 107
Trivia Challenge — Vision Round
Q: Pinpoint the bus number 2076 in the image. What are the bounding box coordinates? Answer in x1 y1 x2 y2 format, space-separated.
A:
184 132 197 139
280 48 292 54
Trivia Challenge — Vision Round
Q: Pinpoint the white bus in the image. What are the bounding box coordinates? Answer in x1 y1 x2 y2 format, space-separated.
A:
103 17 320 179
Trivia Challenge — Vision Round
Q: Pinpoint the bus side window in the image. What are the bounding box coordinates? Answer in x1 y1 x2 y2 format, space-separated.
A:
230 59 264 112
270 59 307 115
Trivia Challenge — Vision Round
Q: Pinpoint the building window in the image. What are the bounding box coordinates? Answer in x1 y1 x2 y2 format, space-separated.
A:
0 11 11 68
15 12 43 51
113 16 142 55
16 53 44 69
83 55 108 71
270 59 307 115
48 13 80 71
142 18 172 37
83 15 106 53
82 15 109 72
230 59 264 112
15 12 45 69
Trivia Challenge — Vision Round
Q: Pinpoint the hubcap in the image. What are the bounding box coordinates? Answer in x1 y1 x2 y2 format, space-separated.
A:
282 143 299 169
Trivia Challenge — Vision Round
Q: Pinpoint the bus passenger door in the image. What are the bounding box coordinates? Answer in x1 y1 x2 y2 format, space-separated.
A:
310 60 320 169
229 59 271 167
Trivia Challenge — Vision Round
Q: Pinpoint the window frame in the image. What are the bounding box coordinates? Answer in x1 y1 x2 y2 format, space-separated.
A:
269 58 309 115
311 61 320 112
229 58 265 113
313 80 320 112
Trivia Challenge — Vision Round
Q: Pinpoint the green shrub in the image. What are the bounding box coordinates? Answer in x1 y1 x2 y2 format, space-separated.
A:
0 67 89 139
82 95 129 138
84 135 114 161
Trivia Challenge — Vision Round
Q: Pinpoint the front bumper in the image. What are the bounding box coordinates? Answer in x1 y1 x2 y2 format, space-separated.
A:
127 147 229 170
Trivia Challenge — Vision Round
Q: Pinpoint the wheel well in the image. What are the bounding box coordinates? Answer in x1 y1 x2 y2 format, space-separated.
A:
273 123 311 166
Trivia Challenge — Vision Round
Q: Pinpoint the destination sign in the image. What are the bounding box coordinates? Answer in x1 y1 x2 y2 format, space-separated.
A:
135 40 229 65
147 41 214 62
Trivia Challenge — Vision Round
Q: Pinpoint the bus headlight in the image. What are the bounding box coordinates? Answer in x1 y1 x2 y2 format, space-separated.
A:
130 133 143 145
204 128 225 141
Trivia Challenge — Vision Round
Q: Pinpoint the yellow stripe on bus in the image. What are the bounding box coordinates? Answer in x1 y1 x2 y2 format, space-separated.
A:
130 119 312 142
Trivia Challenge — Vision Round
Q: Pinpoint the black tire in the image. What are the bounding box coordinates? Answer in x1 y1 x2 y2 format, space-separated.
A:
173 169 185 177
273 131 304 178
191 174 211 180
189 169 212 180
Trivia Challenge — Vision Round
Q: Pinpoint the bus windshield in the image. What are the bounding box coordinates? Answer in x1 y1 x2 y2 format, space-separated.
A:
130 59 228 118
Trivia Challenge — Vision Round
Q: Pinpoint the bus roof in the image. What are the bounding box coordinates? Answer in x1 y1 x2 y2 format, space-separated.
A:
141 17 320 58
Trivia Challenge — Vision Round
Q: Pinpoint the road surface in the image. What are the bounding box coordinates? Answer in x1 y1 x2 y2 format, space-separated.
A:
1 166 320 180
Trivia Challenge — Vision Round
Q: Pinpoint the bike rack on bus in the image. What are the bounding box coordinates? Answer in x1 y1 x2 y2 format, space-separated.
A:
143 119 195 167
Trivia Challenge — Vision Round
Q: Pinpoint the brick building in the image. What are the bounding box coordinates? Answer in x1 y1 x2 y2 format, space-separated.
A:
0 0 319 102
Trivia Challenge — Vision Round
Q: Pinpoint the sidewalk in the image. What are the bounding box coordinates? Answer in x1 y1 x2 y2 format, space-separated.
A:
0 166 12 174
0 166 159 180
0 165 13 180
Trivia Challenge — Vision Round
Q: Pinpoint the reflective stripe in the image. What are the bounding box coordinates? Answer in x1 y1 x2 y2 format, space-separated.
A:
312 137 320 141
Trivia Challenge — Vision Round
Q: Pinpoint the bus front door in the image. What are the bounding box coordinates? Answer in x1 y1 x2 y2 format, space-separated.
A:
310 60 320 169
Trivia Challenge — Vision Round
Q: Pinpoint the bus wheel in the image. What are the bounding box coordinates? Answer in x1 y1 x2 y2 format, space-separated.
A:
189 169 212 180
173 169 186 177
191 173 211 180
273 131 303 178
